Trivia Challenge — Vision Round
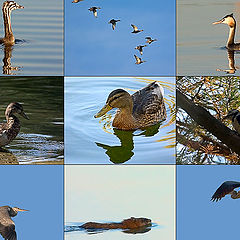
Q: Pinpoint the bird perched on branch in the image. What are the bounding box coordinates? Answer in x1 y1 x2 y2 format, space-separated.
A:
211 181 240 201
88 7 101 18
0 206 28 240
223 109 240 134
109 19 120 30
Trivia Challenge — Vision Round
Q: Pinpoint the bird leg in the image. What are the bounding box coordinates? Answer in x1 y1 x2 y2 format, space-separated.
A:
231 190 240 199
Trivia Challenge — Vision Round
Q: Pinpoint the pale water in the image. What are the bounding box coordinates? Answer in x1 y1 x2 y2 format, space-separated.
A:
65 77 175 164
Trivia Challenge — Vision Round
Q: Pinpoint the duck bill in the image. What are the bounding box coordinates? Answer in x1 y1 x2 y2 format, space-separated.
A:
94 104 112 118
20 111 29 120
212 20 223 25
17 208 29 212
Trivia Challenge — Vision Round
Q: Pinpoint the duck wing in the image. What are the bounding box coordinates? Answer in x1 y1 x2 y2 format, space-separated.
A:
0 207 16 240
131 24 138 31
132 82 166 126
211 181 240 202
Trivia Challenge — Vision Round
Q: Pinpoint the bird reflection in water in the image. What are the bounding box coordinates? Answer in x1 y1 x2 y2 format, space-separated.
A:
95 123 161 164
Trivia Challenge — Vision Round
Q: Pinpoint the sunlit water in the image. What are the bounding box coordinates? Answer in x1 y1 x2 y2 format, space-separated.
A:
65 77 175 164
0 0 63 76
177 0 240 75
0 77 64 164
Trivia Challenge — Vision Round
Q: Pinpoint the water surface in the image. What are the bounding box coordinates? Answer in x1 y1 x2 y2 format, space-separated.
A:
0 77 64 164
65 77 175 164
0 0 63 75
177 0 240 75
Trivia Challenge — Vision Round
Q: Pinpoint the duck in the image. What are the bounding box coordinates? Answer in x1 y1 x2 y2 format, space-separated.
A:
109 19 120 30
0 102 29 147
0 1 24 45
131 24 143 34
72 0 84 2
135 45 147 55
94 82 167 130
88 7 101 18
213 13 240 50
145 37 157 44
134 54 146 64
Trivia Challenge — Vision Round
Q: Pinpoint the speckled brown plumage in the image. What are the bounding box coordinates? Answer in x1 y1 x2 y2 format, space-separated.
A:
95 82 167 130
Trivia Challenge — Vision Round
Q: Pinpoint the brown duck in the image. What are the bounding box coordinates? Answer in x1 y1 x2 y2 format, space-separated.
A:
94 82 166 130
0 102 29 147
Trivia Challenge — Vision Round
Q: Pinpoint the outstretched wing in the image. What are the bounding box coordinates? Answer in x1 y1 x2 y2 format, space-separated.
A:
131 24 137 31
211 181 240 202
0 207 16 240
134 55 139 61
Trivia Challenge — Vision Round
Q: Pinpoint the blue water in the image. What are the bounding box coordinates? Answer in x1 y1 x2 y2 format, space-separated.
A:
65 77 175 164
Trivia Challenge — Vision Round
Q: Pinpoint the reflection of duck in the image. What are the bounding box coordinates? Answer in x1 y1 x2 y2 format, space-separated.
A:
134 54 146 64
135 45 147 55
88 7 101 18
131 24 143 34
0 1 24 45
0 102 29 147
109 19 120 30
213 13 240 50
145 37 157 44
95 82 166 130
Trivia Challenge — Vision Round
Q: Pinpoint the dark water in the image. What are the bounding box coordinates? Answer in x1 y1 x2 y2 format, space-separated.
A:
0 0 63 76
0 77 64 164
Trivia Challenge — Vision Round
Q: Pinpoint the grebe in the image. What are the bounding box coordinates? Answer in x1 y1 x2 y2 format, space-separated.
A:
223 109 240 134
213 13 240 50
145 37 157 44
131 24 143 34
88 7 101 18
0 1 24 45
0 206 28 240
94 82 166 130
134 54 146 64
135 45 147 55
0 102 29 147
109 19 120 30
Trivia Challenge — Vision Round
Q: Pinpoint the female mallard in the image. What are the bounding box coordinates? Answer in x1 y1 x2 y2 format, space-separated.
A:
0 102 29 147
94 82 166 130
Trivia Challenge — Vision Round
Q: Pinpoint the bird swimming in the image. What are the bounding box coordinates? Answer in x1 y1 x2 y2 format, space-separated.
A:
131 24 143 33
134 54 146 64
0 1 24 45
135 45 147 55
145 37 157 44
0 206 28 240
94 82 166 130
109 19 120 30
88 7 101 18
0 102 29 148
213 13 240 50
223 109 240 134
211 181 240 201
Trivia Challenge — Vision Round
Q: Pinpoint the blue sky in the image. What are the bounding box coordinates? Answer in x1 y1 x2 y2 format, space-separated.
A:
0 166 63 240
177 166 240 240
65 0 175 75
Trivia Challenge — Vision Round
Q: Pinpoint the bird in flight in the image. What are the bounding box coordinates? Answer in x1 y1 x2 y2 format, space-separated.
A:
135 45 147 55
131 24 143 33
72 0 84 3
108 19 120 30
0 206 28 240
211 181 240 202
88 7 101 18
145 37 157 44
134 55 146 64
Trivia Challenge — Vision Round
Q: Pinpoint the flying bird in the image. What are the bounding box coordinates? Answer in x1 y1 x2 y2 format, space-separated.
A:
134 55 146 65
211 181 240 202
223 109 240 134
72 0 84 3
135 45 147 55
0 206 28 240
145 37 157 44
131 24 143 33
108 19 120 30
88 7 101 18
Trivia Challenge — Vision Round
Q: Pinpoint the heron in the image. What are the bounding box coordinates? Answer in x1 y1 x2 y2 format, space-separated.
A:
0 206 28 240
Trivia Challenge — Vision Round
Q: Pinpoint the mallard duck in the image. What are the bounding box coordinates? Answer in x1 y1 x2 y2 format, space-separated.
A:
0 102 29 147
0 1 24 45
131 24 143 33
94 82 166 130
134 54 146 64
135 45 147 55
109 19 120 30
88 7 101 18
145 37 157 44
